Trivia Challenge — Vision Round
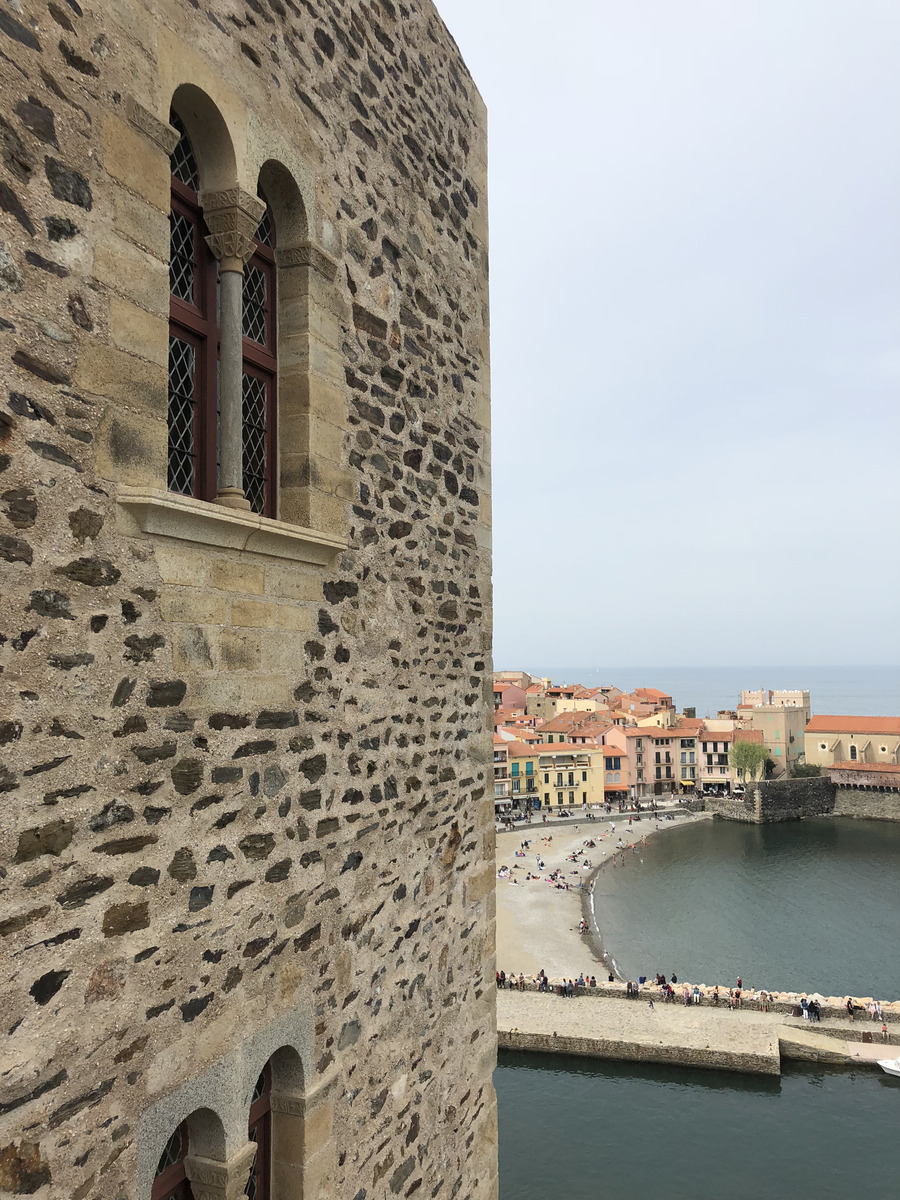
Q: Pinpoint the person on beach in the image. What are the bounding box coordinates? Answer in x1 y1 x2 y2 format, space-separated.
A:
882 1024 890 1043
713 986 720 1006
692 986 701 1005
648 998 655 1011
846 997 854 1022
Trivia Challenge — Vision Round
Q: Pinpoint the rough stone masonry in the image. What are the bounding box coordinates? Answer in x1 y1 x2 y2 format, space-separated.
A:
0 1 496 1197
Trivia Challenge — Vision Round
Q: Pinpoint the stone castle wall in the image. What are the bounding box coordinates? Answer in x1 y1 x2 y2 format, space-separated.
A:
0 2 496 1197
708 777 900 824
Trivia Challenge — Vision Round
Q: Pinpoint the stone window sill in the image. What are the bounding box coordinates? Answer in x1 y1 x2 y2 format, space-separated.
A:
117 487 346 565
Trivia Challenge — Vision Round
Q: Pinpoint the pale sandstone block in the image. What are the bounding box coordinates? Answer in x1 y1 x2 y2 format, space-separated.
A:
189 673 292 710
102 112 170 210
152 544 210 586
264 563 320 602
230 599 276 627
113 187 169 260
159 589 230 625
97 408 167 488
76 341 167 414
261 630 309 672
218 628 262 671
209 558 266 596
172 625 216 672
277 604 314 632
109 295 168 367
94 233 169 317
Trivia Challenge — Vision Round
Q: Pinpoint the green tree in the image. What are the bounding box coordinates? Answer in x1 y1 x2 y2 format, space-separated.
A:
730 739 768 785
790 762 821 778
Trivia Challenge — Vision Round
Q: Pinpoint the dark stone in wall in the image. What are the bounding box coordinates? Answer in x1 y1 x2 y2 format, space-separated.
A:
44 157 92 209
102 901 150 936
30 969 70 1006
57 875 114 909
15 819 74 862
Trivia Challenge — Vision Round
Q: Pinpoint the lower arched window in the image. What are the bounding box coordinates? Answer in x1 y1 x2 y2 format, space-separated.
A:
246 1066 271 1200
151 1122 193 1200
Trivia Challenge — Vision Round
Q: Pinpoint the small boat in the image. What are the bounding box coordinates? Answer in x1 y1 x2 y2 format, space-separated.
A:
876 1056 900 1077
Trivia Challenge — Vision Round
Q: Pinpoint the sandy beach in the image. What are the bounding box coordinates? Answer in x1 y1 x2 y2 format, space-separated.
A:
495 809 711 981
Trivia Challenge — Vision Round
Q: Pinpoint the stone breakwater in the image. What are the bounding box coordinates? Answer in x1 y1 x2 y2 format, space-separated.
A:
495 977 900 1022
497 990 898 1077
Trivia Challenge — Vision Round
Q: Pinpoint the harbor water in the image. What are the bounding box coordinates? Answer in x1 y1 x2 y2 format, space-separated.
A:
591 817 900 999
496 1051 900 1199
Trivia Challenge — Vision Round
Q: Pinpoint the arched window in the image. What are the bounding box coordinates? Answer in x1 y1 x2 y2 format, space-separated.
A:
242 201 277 517
151 1122 193 1200
246 1065 271 1200
167 112 218 503
167 112 277 516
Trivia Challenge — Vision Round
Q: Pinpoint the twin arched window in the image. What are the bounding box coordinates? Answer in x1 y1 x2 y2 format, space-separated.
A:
167 112 277 517
150 1067 272 1200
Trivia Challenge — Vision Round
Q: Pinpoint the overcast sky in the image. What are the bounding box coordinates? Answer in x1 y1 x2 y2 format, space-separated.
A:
436 0 900 669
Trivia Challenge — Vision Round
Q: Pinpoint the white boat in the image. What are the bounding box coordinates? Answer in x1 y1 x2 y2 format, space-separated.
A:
876 1056 900 1077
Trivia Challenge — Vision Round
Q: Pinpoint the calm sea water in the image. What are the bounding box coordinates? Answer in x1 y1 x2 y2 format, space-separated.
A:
593 817 900 998
527 665 900 718
496 1052 900 1200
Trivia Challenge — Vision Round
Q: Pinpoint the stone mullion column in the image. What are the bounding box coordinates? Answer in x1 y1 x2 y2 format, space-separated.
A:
269 1078 337 1200
201 188 267 511
185 1141 257 1200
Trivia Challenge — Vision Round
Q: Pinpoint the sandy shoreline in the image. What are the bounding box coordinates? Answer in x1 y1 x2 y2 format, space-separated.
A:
495 810 710 982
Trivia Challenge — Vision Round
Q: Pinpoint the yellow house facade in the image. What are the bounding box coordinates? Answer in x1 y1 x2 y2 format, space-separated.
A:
510 742 605 810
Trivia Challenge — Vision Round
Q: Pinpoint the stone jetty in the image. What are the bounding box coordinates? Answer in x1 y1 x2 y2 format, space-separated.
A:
498 985 900 1076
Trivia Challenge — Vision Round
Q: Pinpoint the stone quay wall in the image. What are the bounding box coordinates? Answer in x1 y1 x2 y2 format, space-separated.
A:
707 777 900 824
498 1029 780 1076
0 2 496 1198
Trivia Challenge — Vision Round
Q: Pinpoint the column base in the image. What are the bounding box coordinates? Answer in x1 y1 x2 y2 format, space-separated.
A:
215 488 253 511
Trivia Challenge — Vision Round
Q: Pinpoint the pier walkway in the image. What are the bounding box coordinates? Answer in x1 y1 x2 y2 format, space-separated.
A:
497 991 896 1076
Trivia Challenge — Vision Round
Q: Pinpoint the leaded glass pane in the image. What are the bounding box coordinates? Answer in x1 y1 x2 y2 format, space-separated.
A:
169 210 195 302
242 263 267 344
155 1128 183 1177
168 337 196 496
169 111 199 191
255 208 273 248
242 373 268 515
245 1126 259 1200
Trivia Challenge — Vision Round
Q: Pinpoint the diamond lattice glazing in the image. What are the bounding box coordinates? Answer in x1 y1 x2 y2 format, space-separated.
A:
255 208 273 247
242 263 267 344
169 210 195 302
169 112 199 191
155 1128 182 1177
168 337 196 496
242 373 268 514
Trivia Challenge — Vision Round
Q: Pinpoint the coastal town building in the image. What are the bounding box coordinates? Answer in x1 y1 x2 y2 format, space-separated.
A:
493 680 528 711
804 716 900 767
533 743 604 810
741 688 811 720
0 3 496 1198
736 702 807 776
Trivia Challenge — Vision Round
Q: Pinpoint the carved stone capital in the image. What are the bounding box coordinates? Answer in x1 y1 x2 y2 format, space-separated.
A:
185 1142 257 1200
201 188 267 271
275 242 339 282
125 96 180 155
270 1091 305 1117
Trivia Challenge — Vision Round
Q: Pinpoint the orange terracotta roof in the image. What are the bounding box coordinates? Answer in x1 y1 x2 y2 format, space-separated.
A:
635 687 671 699
535 743 599 755
506 741 537 758
734 729 764 744
829 760 900 773
806 715 900 735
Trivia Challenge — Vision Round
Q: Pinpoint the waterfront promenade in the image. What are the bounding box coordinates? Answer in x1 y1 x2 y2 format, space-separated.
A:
498 990 895 1075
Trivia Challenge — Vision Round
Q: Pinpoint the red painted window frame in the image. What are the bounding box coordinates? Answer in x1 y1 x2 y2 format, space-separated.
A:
151 1121 194 1200
247 1065 272 1200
